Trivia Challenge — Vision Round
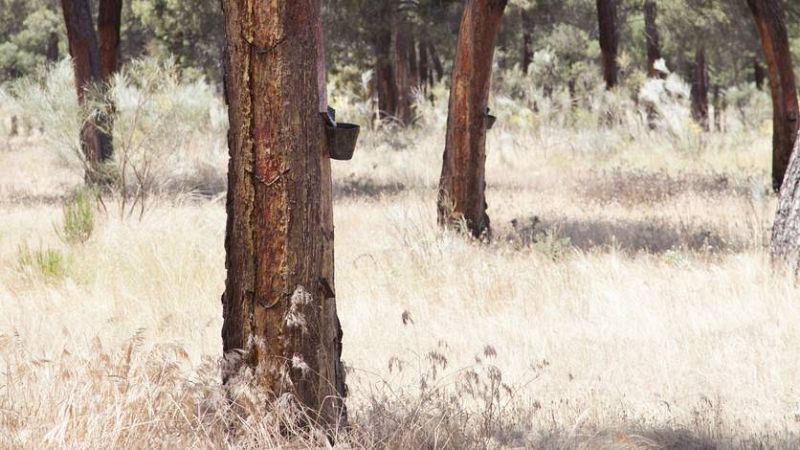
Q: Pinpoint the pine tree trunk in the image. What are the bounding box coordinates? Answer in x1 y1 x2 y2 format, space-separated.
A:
46 32 60 62
596 0 619 89
97 0 122 81
393 16 414 126
428 40 444 82
748 0 799 192
418 39 430 93
521 10 533 74
772 134 800 274
644 0 661 78
691 46 709 132
60 0 114 181
220 0 347 429
373 4 398 122
754 58 766 90
438 0 507 238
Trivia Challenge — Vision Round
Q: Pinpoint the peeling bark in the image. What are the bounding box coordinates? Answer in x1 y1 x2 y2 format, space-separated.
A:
220 0 347 430
437 0 507 238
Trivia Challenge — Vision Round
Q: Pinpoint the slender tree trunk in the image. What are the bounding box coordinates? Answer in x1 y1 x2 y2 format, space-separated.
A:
713 85 724 132
393 16 414 126
521 9 533 73
373 5 398 122
596 0 619 89
46 32 60 62
691 46 709 131
754 57 766 90
748 0 799 191
644 0 661 78
220 0 347 429
61 0 114 181
418 39 430 93
438 0 507 238
409 33 419 89
428 40 444 82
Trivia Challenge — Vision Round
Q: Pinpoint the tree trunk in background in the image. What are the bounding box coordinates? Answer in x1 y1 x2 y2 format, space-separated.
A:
748 0 799 191
373 2 397 120
754 58 766 90
220 0 346 430
409 33 419 89
691 46 709 131
596 0 619 89
61 0 114 182
418 40 430 92
521 10 533 73
98 0 122 81
428 40 444 82
46 32 60 62
644 0 661 78
438 0 507 238
713 85 725 132
393 16 414 126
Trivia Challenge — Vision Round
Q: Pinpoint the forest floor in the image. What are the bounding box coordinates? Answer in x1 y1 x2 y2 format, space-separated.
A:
1 123 800 449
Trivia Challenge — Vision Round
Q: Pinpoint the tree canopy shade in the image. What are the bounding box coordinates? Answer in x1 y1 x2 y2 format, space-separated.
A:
437 0 507 238
219 0 347 430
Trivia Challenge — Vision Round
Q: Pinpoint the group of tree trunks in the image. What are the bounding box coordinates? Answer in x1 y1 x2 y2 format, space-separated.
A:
372 5 444 126
60 0 121 183
52 0 800 434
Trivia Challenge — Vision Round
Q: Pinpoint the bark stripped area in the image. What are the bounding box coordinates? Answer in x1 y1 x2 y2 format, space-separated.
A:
61 0 114 176
772 135 800 274
748 0 799 191
690 46 709 131
644 0 661 78
437 0 507 238
220 0 346 429
596 0 618 89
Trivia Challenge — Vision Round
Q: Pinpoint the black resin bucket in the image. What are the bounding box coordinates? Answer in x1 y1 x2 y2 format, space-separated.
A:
328 122 360 161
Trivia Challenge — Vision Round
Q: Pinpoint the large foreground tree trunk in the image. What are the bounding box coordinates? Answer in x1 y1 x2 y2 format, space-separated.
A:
596 0 619 89
220 0 347 430
437 0 507 238
772 134 800 274
644 0 661 78
748 0 799 192
691 46 709 131
61 0 114 181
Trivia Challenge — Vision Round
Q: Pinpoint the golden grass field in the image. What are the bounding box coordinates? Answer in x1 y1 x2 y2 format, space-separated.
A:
2 114 800 448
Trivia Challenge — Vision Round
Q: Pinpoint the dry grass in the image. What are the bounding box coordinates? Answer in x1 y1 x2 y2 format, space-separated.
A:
2 106 800 449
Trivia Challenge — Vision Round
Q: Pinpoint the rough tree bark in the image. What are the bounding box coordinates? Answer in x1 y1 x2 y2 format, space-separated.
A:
691 46 709 131
748 0 799 191
437 0 507 238
97 0 122 81
220 0 347 429
596 0 619 89
772 134 800 274
61 0 114 179
644 0 661 78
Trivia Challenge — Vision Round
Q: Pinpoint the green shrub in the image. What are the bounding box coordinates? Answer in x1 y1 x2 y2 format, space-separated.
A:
17 243 68 279
60 189 96 244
